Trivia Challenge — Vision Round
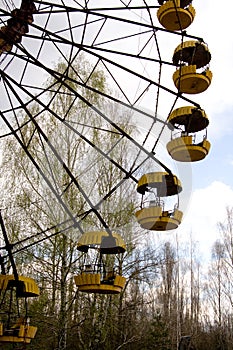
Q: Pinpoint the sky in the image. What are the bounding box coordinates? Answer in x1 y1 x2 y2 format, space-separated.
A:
172 0 233 261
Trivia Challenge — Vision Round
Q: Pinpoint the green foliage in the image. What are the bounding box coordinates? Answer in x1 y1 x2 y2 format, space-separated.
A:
143 314 171 350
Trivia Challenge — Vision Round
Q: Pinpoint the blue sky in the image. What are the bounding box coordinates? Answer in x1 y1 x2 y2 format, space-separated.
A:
192 133 233 189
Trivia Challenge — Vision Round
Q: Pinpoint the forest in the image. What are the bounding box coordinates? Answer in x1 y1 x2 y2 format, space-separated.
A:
0 54 232 350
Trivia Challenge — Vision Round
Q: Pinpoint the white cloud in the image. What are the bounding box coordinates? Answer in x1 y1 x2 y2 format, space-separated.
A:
179 181 233 259
208 108 233 141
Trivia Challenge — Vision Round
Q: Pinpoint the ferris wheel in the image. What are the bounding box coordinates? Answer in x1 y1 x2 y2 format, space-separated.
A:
0 0 212 344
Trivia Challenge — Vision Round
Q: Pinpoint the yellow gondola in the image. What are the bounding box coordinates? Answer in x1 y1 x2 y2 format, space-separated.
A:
0 274 39 345
0 27 13 54
157 0 195 31
0 319 37 344
0 0 36 55
74 231 126 294
135 204 183 231
135 172 183 231
167 136 210 162
74 273 126 294
137 171 182 196
77 230 126 254
172 41 212 94
166 106 211 162
173 65 212 94
0 274 40 297
11 0 37 25
173 41 211 69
